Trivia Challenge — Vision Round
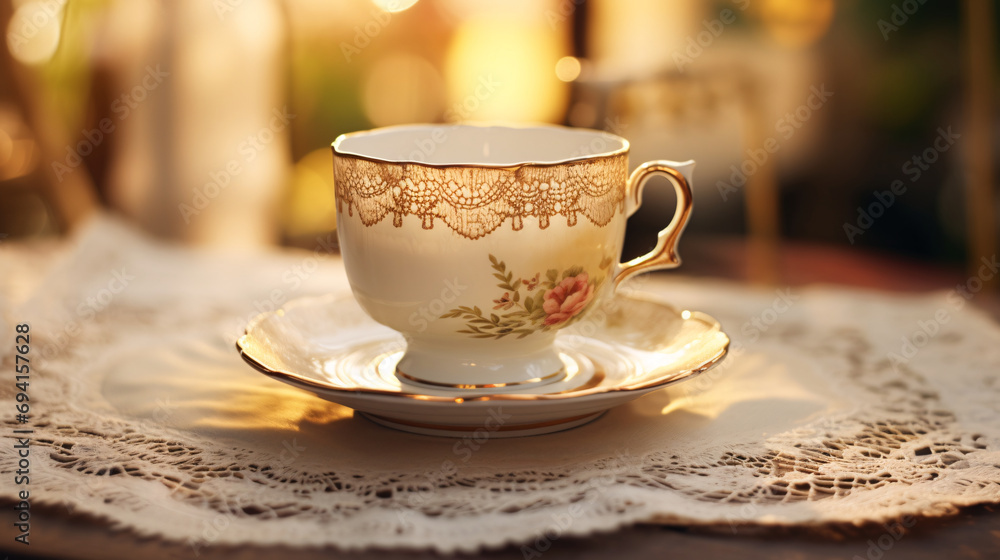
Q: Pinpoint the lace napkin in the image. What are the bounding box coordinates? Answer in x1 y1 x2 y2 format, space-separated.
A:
1 216 998 553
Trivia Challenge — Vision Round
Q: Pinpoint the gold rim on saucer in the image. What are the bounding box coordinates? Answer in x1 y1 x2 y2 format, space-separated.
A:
394 367 567 390
235 292 730 437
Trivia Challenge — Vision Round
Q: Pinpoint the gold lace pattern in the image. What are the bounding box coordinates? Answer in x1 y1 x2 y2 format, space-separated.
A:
334 154 628 239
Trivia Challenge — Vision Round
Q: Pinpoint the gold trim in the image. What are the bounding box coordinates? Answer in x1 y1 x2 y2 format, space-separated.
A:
331 123 630 169
396 367 565 390
360 412 603 433
554 370 605 393
332 124 631 240
235 291 730 403
241 346 726 402
614 162 694 289
333 151 627 239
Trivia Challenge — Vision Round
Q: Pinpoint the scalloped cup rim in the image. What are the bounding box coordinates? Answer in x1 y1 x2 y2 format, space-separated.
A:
331 123 631 168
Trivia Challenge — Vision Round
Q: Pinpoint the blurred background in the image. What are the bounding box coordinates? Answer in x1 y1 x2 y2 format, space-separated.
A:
0 0 996 290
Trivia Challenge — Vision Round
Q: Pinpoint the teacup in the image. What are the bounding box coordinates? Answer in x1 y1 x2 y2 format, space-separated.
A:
332 124 693 390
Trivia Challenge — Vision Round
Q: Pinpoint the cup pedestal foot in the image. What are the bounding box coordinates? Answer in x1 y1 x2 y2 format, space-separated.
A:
395 339 566 391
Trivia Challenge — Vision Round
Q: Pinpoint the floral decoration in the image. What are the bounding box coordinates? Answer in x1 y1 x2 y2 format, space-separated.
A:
440 254 613 339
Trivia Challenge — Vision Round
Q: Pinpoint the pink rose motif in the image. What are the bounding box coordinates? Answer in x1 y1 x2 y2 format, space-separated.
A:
542 273 594 326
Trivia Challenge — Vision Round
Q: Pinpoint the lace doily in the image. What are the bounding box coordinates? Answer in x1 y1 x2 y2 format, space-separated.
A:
1 216 999 554
334 153 627 238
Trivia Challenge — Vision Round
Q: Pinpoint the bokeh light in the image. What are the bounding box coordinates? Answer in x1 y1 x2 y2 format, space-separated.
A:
282 148 337 238
370 0 420 14
445 17 567 122
6 0 64 66
0 128 12 171
0 108 37 182
555 56 581 82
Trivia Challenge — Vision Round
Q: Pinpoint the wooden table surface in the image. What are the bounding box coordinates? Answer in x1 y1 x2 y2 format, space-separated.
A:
4 238 999 560
3 503 998 560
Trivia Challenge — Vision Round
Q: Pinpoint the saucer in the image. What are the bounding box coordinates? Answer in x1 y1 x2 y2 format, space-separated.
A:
236 293 730 437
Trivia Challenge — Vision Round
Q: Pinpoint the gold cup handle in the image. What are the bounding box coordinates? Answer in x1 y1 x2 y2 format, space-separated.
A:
613 160 695 290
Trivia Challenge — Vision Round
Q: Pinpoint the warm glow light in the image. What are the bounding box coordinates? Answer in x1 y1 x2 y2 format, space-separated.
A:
370 0 420 14
0 108 37 181
283 148 337 237
0 138 37 181
0 128 12 169
6 1 64 65
589 0 701 75
554 56 581 82
445 17 567 122
362 52 445 126
438 0 539 21
101 341 352 434
759 0 835 48
657 353 840 429
285 1 365 35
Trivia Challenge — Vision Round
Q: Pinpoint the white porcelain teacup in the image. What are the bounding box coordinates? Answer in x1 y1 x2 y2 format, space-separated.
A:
332 124 693 390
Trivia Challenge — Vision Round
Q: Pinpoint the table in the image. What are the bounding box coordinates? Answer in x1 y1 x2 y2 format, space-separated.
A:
3 232 999 560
